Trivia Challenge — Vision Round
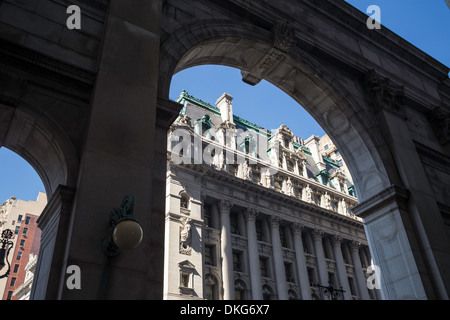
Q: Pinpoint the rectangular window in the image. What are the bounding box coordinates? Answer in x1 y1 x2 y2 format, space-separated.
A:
203 204 211 228
230 213 239 235
280 226 288 248
348 277 357 296
259 257 269 278
20 239 25 248
16 252 22 261
307 267 316 286
204 245 215 266
255 220 264 242
13 264 19 273
285 262 294 283
22 228 28 237
14 226 20 234
180 273 191 288
10 277 16 287
17 215 23 223
233 251 242 272
6 291 13 300
25 216 31 224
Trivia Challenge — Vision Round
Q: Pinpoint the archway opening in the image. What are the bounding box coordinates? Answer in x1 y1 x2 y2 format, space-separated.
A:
0 147 46 300
163 61 382 300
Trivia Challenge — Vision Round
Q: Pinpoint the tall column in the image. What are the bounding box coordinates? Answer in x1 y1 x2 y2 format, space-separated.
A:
312 229 328 287
245 209 263 300
219 200 235 300
31 185 75 299
291 223 311 300
35 0 171 300
331 236 352 300
350 241 370 300
270 216 288 300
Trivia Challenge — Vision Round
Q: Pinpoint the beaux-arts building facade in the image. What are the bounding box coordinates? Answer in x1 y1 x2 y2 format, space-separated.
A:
164 90 380 300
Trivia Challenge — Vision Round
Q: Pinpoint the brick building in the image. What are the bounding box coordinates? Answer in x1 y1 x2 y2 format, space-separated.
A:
2 213 41 300
0 193 46 300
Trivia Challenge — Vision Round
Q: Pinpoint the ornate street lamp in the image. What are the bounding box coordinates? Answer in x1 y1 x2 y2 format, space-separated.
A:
0 229 14 279
314 281 346 300
102 195 143 257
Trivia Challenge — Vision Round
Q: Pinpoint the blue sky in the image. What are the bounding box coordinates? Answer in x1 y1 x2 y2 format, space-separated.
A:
0 0 449 203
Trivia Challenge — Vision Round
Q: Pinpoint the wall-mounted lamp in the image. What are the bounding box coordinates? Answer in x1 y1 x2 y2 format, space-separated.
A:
102 195 143 257
0 229 14 279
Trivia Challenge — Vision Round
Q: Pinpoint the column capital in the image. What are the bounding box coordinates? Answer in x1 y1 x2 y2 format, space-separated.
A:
269 216 282 228
350 240 362 252
219 200 232 214
290 222 305 235
244 208 258 221
331 235 344 247
312 229 324 241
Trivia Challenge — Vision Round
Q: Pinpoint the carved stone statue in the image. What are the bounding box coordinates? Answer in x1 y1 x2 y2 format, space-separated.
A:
305 185 313 203
323 192 332 210
179 218 192 255
242 160 251 180
286 177 293 195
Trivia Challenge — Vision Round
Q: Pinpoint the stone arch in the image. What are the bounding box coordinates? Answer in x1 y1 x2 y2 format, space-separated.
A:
2 107 78 198
159 20 392 202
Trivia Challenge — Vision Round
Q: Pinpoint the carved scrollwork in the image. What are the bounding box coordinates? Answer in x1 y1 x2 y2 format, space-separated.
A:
364 70 405 119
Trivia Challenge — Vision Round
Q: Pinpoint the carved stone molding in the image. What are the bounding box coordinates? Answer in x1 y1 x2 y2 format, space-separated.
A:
241 21 296 86
429 106 450 146
364 70 405 119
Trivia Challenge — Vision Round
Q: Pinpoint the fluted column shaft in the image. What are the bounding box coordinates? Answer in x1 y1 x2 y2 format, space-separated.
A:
270 216 288 300
351 241 370 300
312 229 328 287
245 209 263 300
219 200 235 300
331 236 352 300
291 224 311 300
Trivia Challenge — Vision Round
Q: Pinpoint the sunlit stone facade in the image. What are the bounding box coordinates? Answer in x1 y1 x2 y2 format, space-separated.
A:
164 91 380 300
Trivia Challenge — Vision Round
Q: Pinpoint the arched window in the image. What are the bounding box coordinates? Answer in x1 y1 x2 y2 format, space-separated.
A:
262 284 273 300
204 274 218 300
180 192 190 212
234 279 247 300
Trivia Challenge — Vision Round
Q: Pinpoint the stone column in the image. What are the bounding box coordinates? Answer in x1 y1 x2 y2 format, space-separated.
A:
312 229 328 287
35 0 173 300
269 216 288 300
31 185 75 299
219 200 235 300
244 209 263 300
361 70 450 299
291 223 311 300
350 241 370 300
331 236 352 300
